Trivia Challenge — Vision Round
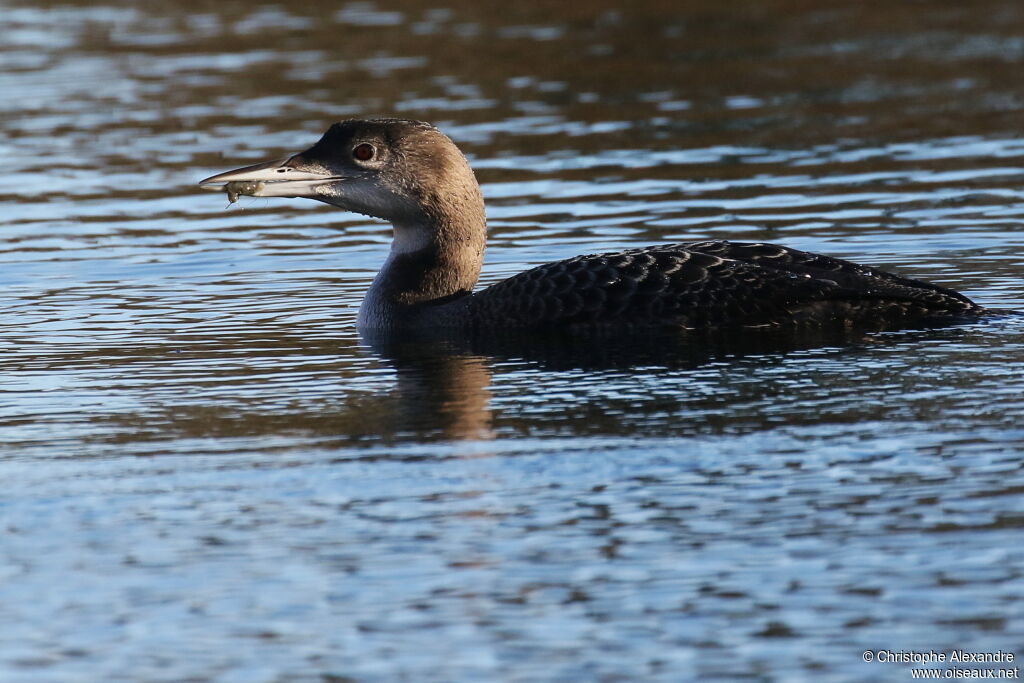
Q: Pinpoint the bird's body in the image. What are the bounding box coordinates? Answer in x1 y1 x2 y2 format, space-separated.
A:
460 241 981 330
199 118 986 332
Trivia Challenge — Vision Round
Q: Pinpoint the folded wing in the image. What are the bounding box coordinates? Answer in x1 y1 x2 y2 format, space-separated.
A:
466 241 983 329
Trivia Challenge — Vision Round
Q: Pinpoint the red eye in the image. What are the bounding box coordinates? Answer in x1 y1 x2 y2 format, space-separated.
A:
353 143 375 161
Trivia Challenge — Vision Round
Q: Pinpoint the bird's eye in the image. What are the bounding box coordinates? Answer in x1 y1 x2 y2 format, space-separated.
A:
353 143 376 162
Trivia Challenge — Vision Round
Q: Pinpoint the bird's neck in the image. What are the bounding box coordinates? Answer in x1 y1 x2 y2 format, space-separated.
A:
358 198 486 329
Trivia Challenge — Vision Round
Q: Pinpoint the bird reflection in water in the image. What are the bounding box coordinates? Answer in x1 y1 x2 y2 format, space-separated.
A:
359 318 979 443
370 339 495 443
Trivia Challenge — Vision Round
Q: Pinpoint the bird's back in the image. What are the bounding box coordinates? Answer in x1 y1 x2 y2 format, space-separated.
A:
463 241 984 330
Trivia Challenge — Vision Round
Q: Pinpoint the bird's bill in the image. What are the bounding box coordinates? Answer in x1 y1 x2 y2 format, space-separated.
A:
198 155 336 199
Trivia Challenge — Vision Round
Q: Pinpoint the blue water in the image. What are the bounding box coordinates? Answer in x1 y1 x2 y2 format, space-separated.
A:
1 1 1023 680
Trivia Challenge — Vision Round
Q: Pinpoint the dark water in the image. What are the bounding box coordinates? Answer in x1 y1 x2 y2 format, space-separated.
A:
2 1 1023 680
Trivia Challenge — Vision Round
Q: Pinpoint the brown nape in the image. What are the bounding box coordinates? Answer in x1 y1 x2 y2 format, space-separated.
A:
399 124 487 292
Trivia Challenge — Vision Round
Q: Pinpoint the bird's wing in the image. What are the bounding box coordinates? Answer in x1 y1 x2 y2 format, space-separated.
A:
466 241 981 328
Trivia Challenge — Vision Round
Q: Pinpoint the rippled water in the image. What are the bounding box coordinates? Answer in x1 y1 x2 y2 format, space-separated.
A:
2 1 1023 680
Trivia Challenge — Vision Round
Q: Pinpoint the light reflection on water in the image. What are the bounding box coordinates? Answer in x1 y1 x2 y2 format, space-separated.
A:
2 0 1024 680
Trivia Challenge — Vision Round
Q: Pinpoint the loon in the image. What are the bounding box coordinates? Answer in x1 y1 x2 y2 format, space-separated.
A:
199 118 986 332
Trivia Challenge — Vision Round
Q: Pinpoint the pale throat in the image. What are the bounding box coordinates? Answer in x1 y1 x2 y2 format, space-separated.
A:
389 219 434 255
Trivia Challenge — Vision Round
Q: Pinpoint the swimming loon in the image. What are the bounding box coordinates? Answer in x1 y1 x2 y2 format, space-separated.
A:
199 118 986 331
